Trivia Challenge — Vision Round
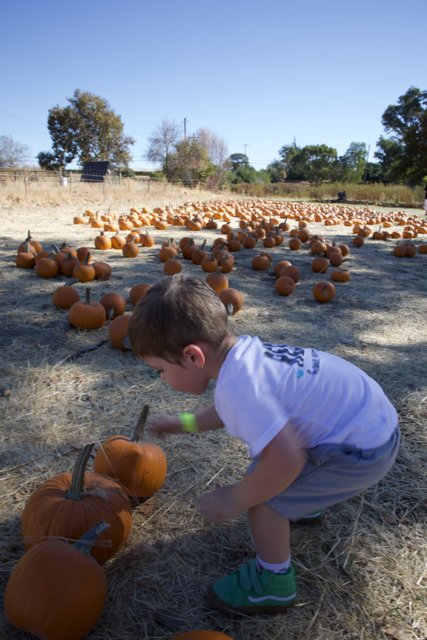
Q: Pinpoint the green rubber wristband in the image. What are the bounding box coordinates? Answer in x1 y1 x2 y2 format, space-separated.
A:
179 412 198 433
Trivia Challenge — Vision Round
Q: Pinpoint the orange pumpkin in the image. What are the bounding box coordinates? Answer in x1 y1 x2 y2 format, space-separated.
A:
108 313 132 350
275 275 295 296
129 283 151 306
331 269 351 283
93 405 167 499
93 261 112 280
72 254 96 283
313 281 336 303
94 231 112 250
205 271 229 293
35 255 59 279
21 444 132 564
122 238 140 258
218 287 244 315
163 258 183 275
52 283 80 309
4 521 109 640
68 288 106 330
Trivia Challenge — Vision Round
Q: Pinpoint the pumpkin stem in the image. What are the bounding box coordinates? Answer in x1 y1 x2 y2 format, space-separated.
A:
132 404 150 442
66 442 95 500
74 520 110 556
85 288 91 305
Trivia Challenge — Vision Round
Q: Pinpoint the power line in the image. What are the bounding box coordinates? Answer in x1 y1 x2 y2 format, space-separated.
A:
0 111 46 127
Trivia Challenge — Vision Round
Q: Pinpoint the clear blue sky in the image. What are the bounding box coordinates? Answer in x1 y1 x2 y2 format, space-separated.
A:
1 0 425 170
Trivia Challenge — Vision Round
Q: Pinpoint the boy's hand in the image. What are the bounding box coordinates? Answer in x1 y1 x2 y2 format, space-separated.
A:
147 414 182 438
198 485 245 522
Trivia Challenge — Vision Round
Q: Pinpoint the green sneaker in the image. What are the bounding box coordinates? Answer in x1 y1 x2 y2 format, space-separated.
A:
292 508 325 526
206 558 297 615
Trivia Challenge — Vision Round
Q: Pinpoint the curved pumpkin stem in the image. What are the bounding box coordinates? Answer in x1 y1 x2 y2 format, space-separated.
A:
66 442 95 500
132 404 149 443
74 520 110 556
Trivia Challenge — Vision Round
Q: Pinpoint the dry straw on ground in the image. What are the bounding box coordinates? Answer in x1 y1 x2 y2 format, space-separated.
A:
0 182 426 640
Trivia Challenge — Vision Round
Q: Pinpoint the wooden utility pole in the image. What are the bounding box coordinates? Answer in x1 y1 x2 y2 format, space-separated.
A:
183 117 187 140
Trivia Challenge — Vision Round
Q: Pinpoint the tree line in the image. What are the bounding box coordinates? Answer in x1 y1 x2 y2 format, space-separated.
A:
0 86 426 188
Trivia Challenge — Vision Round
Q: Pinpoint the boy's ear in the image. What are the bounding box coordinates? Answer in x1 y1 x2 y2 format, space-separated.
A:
182 344 206 368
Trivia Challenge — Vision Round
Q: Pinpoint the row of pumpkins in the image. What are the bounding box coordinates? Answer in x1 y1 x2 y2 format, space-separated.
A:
72 199 427 237
4 407 234 639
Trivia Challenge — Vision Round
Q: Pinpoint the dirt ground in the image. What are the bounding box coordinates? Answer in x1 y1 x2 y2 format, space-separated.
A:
0 188 426 640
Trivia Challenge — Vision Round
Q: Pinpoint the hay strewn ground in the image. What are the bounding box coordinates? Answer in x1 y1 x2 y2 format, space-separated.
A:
0 183 426 640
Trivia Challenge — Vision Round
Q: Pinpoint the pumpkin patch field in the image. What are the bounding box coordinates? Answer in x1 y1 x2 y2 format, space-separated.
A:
0 186 426 640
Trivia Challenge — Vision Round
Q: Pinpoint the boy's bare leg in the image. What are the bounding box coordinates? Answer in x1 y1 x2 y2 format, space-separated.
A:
249 502 290 563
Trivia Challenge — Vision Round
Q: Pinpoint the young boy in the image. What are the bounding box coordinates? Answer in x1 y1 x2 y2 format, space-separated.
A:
128 274 400 615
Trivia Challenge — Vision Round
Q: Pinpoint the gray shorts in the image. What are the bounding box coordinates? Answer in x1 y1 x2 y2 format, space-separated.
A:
249 426 400 520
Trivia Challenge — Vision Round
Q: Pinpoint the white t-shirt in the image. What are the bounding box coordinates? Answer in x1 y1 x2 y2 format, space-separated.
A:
214 335 398 458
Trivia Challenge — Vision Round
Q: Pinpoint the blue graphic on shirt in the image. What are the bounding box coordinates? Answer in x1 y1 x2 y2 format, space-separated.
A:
262 342 320 376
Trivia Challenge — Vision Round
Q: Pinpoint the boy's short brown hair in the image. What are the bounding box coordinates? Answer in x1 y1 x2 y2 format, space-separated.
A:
128 274 233 362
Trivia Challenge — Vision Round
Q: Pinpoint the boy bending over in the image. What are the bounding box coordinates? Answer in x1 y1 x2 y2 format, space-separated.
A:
128 275 400 615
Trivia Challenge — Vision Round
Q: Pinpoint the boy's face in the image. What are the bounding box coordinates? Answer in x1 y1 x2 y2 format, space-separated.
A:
143 352 210 395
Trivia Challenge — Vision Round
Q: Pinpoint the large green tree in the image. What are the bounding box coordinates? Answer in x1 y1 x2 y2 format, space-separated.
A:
336 142 368 182
375 86 427 185
225 153 258 183
38 90 134 170
279 144 338 183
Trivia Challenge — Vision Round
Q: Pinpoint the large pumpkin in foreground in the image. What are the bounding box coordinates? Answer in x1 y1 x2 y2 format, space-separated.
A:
4 521 108 640
21 444 132 564
94 405 167 498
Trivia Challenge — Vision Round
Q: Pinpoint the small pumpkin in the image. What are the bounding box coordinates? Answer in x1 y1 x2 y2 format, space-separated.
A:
251 254 270 271
311 256 329 273
35 254 59 279
4 521 109 640
205 271 229 293
288 237 302 250
191 240 208 266
129 283 151 306
94 231 112 250
163 258 183 275
331 269 351 283
93 261 112 280
313 281 336 303
18 230 43 255
218 287 244 315
111 232 126 250
140 232 155 247
122 238 140 258
273 260 292 277
58 251 79 277
279 264 300 283
76 246 92 262
68 288 106 330
108 313 132 350
100 292 126 318
52 283 80 309
275 275 295 296
72 254 96 283
93 405 168 499
159 241 178 263
21 444 132 564
15 242 35 269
